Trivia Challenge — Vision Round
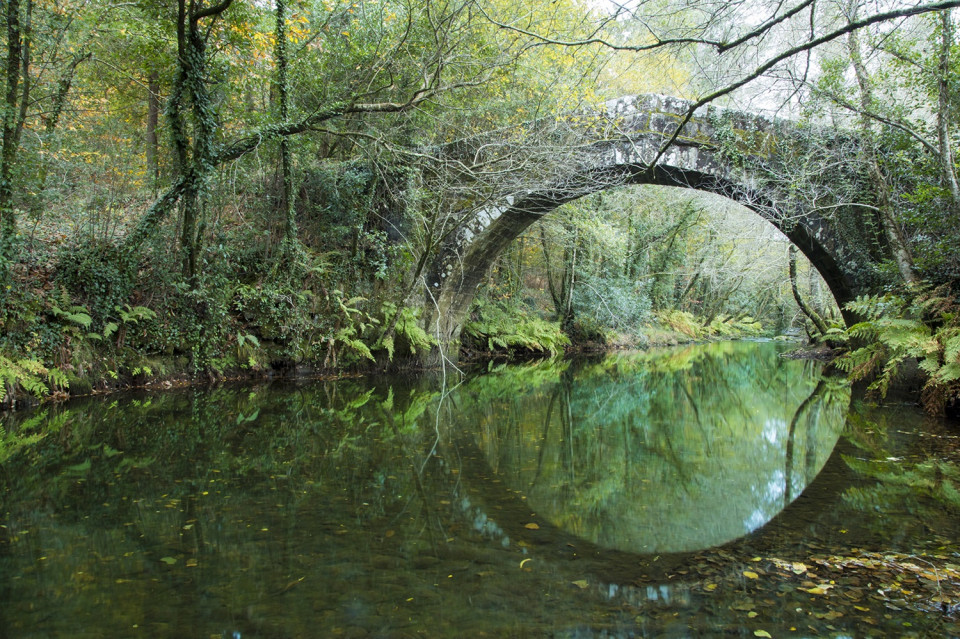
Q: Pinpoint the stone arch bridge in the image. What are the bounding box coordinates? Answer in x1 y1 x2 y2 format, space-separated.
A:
423 94 886 353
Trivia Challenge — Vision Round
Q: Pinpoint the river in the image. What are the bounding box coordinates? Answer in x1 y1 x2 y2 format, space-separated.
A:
1 340 958 637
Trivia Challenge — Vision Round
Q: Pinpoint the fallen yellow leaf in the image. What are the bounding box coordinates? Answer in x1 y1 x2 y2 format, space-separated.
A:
754 631 772 638
743 570 759 579
524 523 540 530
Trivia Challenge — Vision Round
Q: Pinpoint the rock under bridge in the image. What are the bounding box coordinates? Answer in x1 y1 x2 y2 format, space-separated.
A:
423 94 888 356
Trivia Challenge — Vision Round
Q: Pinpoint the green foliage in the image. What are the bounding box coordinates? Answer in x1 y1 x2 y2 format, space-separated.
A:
236 332 262 370
0 354 67 406
653 310 766 341
463 300 570 357
707 314 765 337
656 309 703 338
833 289 960 413
571 272 651 335
320 290 379 367
54 242 135 326
843 455 960 515
377 303 435 361
0 410 47 465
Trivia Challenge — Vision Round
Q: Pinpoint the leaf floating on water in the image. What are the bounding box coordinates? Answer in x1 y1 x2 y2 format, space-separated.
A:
754 631 772 638
272 576 305 596
524 523 540 530
747 611 759 618
791 562 808 574
160 556 177 565
814 610 843 620
743 570 759 579
704 583 718 592
572 579 588 589
519 558 532 570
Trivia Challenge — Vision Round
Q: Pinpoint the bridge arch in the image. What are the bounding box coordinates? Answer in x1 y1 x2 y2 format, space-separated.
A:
424 95 885 357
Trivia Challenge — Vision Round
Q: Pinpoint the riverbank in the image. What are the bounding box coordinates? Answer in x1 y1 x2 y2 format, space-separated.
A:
0 315 806 411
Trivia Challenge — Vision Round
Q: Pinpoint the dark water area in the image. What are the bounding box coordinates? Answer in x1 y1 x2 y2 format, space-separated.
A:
1 340 958 638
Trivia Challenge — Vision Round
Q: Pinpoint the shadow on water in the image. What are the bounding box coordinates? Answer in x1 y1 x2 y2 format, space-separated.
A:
1 340 958 637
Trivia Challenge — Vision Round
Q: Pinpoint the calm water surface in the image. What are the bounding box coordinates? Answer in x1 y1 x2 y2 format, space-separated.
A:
1 340 958 638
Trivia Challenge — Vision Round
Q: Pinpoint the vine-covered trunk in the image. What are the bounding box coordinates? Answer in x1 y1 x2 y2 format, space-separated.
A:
0 0 24 282
275 0 297 252
170 0 234 285
146 71 161 195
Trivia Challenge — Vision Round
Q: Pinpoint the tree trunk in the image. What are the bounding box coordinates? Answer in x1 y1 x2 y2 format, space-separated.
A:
275 0 297 251
937 10 960 215
0 0 24 277
172 0 234 285
146 71 161 195
789 245 829 337
846 4 920 286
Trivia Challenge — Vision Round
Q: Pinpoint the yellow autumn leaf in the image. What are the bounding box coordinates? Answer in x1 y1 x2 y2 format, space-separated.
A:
754 631 772 638
524 522 540 530
742 570 759 579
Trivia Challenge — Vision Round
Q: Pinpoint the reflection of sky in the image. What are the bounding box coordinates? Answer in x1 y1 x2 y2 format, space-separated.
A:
763 417 785 445
745 471 786 532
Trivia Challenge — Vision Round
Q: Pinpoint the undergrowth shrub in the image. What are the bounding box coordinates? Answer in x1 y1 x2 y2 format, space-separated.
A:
829 287 959 413
55 241 135 327
571 273 651 335
463 300 569 357
656 310 703 338
376 303 434 361
0 354 68 408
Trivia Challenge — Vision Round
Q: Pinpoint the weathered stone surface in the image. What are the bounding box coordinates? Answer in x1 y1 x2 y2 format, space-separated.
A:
424 94 886 359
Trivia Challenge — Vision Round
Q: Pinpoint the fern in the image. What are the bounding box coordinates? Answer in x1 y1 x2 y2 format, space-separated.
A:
0 354 64 405
837 287 960 413
463 302 569 357
51 304 93 329
334 326 375 362
376 303 435 361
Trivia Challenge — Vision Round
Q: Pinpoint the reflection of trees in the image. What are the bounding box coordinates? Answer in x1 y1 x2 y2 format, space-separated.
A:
840 404 960 541
780 375 851 505
458 342 850 553
1 376 479 637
